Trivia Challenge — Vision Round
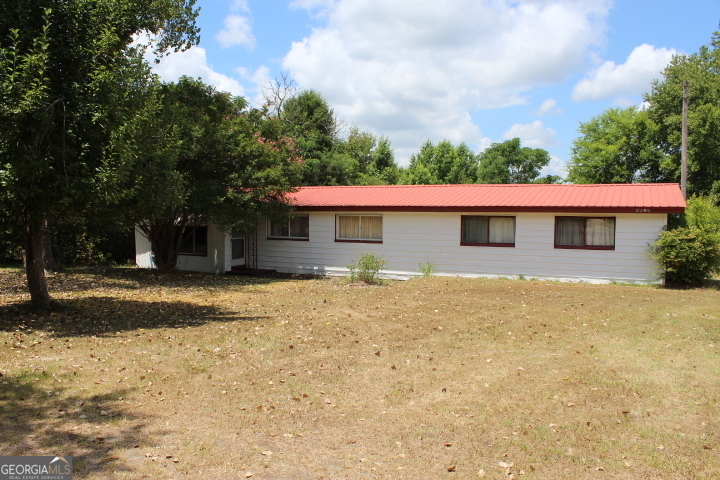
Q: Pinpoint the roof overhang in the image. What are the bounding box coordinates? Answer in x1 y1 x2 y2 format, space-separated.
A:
295 205 684 214
287 183 687 214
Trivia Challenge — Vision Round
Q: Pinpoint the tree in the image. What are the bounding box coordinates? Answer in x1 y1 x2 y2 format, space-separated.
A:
271 88 400 186
566 107 667 184
477 138 551 184
567 29 720 193
371 137 400 184
645 30 720 196
343 127 399 185
278 89 352 185
402 140 478 184
121 77 302 271
533 175 563 184
0 0 200 308
650 196 720 284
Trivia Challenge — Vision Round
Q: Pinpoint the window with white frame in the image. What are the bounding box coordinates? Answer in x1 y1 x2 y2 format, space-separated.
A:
268 215 309 240
336 215 382 242
461 216 516 246
555 217 615 249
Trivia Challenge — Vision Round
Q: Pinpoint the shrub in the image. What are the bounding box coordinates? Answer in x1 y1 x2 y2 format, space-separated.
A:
651 226 720 285
650 196 720 285
418 259 435 277
348 252 387 284
684 196 720 234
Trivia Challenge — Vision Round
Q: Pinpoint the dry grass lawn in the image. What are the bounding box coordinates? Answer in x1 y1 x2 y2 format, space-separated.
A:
1 267 719 479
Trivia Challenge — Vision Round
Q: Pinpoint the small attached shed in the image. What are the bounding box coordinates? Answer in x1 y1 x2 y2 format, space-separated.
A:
252 183 686 284
135 226 252 274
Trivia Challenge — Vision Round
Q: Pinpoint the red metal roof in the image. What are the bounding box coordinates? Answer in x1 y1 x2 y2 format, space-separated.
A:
288 184 686 213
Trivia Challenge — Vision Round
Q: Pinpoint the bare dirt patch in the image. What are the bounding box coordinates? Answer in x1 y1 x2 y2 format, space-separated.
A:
1 267 719 479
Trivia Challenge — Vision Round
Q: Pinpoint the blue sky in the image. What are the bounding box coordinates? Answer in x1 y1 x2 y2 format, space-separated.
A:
150 0 719 177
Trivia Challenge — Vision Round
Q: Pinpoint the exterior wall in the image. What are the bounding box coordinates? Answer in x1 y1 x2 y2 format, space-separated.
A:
134 225 227 274
135 228 154 269
255 211 668 284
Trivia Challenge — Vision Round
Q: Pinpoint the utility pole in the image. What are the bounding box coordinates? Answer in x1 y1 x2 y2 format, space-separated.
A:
681 80 689 199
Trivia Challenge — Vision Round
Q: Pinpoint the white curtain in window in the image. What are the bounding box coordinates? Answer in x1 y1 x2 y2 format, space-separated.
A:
361 216 383 240
489 217 515 244
338 216 360 239
586 218 614 246
556 218 584 245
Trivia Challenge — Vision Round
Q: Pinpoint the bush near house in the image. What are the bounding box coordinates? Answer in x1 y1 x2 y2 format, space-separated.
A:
348 252 387 284
651 196 720 284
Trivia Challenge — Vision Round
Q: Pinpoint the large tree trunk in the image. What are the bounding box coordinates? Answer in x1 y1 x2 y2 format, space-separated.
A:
25 220 52 309
143 219 186 272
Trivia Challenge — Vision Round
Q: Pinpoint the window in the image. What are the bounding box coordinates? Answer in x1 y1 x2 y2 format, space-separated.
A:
336 215 382 242
268 215 309 240
461 216 515 246
555 217 615 249
231 231 244 259
179 226 208 255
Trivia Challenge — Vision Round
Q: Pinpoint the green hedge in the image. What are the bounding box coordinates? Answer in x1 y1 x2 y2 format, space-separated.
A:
650 197 720 285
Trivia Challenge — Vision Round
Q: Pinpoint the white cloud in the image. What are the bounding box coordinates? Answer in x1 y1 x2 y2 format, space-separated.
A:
534 98 562 116
216 14 255 49
237 65 272 106
540 154 568 178
151 47 245 97
283 0 610 164
289 0 336 11
572 43 677 102
502 120 559 148
231 0 250 12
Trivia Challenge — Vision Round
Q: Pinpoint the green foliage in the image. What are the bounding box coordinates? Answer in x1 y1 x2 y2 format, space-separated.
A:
121 76 302 271
345 127 399 185
0 0 200 307
683 196 720 233
567 107 667 184
348 252 387 284
644 30 720 195
650 196 720 284
567 29 720 195
418 260 435 277
477 138 552 184
275 92 401 187
402 140 478 185
279 89 345 185
650 227 720 285
50 218 134 266
533 175 563 184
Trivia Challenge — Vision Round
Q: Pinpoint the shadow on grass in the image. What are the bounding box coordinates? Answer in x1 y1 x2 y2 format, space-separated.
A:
0 375 158 478
0 297 268 337
661 278 720 291
1 266 316 296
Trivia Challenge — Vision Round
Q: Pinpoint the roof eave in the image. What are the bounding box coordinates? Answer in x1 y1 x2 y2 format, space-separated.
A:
293 205 685 214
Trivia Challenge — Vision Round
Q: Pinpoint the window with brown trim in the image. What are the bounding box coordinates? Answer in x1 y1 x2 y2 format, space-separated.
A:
336 215 382 242
461 216 516 247
179 226 208 256
268 215 309 240
555 217 615 249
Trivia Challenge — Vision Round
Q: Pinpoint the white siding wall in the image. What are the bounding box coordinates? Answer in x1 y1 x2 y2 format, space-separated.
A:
255 211 667 284
135 228 154 269
134 225 227 274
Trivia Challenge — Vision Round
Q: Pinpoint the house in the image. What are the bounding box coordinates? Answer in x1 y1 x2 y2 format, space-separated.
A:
135 183 686 284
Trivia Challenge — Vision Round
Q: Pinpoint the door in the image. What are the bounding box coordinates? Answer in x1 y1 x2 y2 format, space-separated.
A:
225 231 245 271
